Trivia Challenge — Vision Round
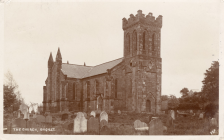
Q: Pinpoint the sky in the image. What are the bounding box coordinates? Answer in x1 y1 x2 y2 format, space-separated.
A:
3 1 221 105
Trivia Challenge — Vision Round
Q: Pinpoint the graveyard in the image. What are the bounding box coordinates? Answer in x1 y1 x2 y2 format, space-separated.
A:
4 109 219 135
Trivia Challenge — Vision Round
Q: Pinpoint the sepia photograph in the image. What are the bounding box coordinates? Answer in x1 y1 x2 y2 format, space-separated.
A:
1 0 223 139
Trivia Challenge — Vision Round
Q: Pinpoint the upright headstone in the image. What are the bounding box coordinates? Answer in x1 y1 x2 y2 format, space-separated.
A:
170 110 175 120
210 118 218 127
134 120 148 130
100 111 108 122
190 110 193 114
118 110 121 115
148 118 163 135
74 112 87 133
90 111 96 117
199 113 203 120
80 115 87 133
87 117 99 134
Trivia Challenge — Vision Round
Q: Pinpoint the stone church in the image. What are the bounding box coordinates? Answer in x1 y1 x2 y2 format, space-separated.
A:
43 10 162 114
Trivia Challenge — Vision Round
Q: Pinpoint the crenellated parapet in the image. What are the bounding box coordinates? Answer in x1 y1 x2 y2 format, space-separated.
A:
122 10 162 30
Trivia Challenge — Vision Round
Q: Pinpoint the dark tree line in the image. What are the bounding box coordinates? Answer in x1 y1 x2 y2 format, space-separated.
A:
162 61 219 117
4 71 23 114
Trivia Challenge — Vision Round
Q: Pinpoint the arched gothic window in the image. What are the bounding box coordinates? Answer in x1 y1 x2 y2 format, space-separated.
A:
95 80 99 95
126 33 130 55
132 31 137 55
152 33 156 51
143 31 146 52
87 81 90 98
115 78 118 98
73 83 76 99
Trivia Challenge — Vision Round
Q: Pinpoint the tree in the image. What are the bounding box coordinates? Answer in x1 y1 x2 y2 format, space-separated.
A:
161 95 169 101
180 87 189 97
201 61 219 118
3 71 23 113
201 61 219 102
168 94 179 109
4 85 16 112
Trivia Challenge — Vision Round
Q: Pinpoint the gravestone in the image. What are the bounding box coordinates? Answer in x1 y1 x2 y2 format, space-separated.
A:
100 125 110 135
46 115 52 123
118 110 121 115
148 118 163 135
166 114 172 126
170 110 175 120
74 112 87 133
33 114 37 118
61 113 69 121
190 110 193 114
36 115 45 123
210 118 218 127
134 120 148 130
100 111 108 122
100 119 108 128
83 112 87 119
18 111 20 118
90 111 96 117
87 117 99 134
199 113 203 120
13 118 26 128
23 111 30 120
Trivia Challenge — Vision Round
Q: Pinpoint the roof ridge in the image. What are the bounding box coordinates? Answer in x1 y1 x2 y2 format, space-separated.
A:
81 57 123 78
91 57 123 68
62 63 93 67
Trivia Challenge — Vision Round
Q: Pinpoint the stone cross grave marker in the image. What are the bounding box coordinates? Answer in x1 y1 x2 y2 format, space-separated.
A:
61 113 69 121
90 111 96 117
199 113 203 120
100 111 108 122
100 119 108 128
87 117 99 134
100 125 110 135
148 118 163 135
134 120 148 130
74 112 87 133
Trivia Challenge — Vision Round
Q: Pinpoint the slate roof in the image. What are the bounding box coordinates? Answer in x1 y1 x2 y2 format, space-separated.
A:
61 57 123 79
